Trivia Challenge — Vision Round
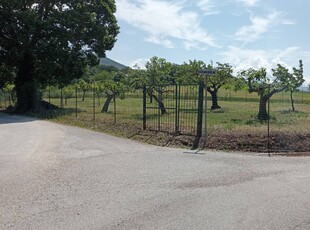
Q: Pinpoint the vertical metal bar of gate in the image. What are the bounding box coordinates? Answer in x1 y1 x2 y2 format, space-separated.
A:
177 84 181 134
75 86 78 118
143 86 147 130
157 88 160 131
192 81 204 149
175 84 179 134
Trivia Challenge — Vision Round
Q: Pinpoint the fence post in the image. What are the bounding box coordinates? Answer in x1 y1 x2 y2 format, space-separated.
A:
0 91 2 108
93 84 95 121
143 85 147 130
192 81 204 149
60 88 63 108
48 86 51 105
175 84 179 134
157 89 160 131
267 84 271 157
113 94 116 123
75 86 78 118
4 92 7 108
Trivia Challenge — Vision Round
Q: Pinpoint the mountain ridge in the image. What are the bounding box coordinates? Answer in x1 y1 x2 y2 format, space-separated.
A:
99 57 127 70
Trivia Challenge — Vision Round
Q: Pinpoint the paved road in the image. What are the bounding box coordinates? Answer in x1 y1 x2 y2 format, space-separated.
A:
1 113 310 230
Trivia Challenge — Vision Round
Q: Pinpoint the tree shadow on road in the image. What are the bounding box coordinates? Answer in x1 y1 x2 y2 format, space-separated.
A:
0 112 37 124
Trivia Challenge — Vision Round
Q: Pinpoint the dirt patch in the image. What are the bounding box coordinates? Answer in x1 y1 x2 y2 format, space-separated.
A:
205 131 310 153
51 115 310 154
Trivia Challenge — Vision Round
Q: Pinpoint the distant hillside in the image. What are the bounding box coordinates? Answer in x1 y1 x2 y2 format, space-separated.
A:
99 57 127 70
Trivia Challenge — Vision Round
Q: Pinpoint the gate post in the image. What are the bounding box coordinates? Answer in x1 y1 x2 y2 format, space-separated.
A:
175 83 180 134
143 85 147 130
192 81 204 149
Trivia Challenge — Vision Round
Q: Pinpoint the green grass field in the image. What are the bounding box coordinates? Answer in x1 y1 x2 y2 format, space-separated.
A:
29 88 310 152
43 88 310 135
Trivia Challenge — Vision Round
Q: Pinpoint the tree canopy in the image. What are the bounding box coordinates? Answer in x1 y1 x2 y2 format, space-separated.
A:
0 0 119 111
239 60 304 120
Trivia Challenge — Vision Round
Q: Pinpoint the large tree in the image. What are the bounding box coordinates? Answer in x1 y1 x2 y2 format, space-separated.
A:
0 0 119 112
179 60 234 110
143 56 175 115
93 68 130 113
239 61 304 120
206 62 234 110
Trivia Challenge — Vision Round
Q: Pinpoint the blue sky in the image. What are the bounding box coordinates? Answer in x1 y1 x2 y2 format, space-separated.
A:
107 0 310 85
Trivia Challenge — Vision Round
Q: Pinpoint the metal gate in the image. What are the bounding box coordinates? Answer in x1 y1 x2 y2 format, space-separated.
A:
143 82 204 139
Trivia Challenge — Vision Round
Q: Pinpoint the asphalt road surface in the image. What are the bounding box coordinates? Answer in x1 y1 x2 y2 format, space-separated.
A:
1 113 310 230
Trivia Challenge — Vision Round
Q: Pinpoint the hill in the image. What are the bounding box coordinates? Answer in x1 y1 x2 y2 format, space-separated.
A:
99 57 127 70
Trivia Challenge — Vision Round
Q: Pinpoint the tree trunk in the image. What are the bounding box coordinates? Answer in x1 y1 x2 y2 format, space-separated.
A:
14 53 38 112
149 89 153 103
210 90 221 110
82 90 86 101
97 95 101 106
101 94 113 113
258 95 269 120
290 91 295 112
149 92 166 115
10 93 15 103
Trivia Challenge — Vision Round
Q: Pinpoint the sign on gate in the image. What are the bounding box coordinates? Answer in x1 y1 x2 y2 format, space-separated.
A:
198 69 216 75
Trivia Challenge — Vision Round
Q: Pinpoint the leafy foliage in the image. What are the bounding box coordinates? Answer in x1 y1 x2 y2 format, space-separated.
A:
177 59 206 84
285 60 304 111
0 0 119 111
239 61 304 119
178 60 234 109
143 57 176 114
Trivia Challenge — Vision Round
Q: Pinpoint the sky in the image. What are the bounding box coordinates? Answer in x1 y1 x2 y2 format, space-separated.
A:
107 0 310 86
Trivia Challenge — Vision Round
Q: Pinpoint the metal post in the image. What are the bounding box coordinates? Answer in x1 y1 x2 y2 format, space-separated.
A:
8 94 11 106
4 92 7 107
267 84 271 157
143 86 147 130
175 84 179 134
157 89 160 131
48 86 51 105
60 88 63 108
192 81 204 150
197 68 216 149
75 86 78 118
178 84 181 133
204 75 208 148
113 94 116 124
93 83 95 121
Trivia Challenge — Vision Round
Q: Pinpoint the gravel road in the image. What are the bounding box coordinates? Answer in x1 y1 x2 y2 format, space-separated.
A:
1 113 310 230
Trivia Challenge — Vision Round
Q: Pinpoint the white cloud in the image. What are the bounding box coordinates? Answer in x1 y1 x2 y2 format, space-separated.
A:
197 0 219 15
130 58 149 69
238 0 260 7
235 11 282 43
221 46 301 76
281 19 296 25
116 0 218 49
146 35 174 49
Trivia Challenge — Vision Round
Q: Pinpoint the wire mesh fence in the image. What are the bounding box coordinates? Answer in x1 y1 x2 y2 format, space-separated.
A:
203 87 310 153
3 84 308 153
41 86 143 125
